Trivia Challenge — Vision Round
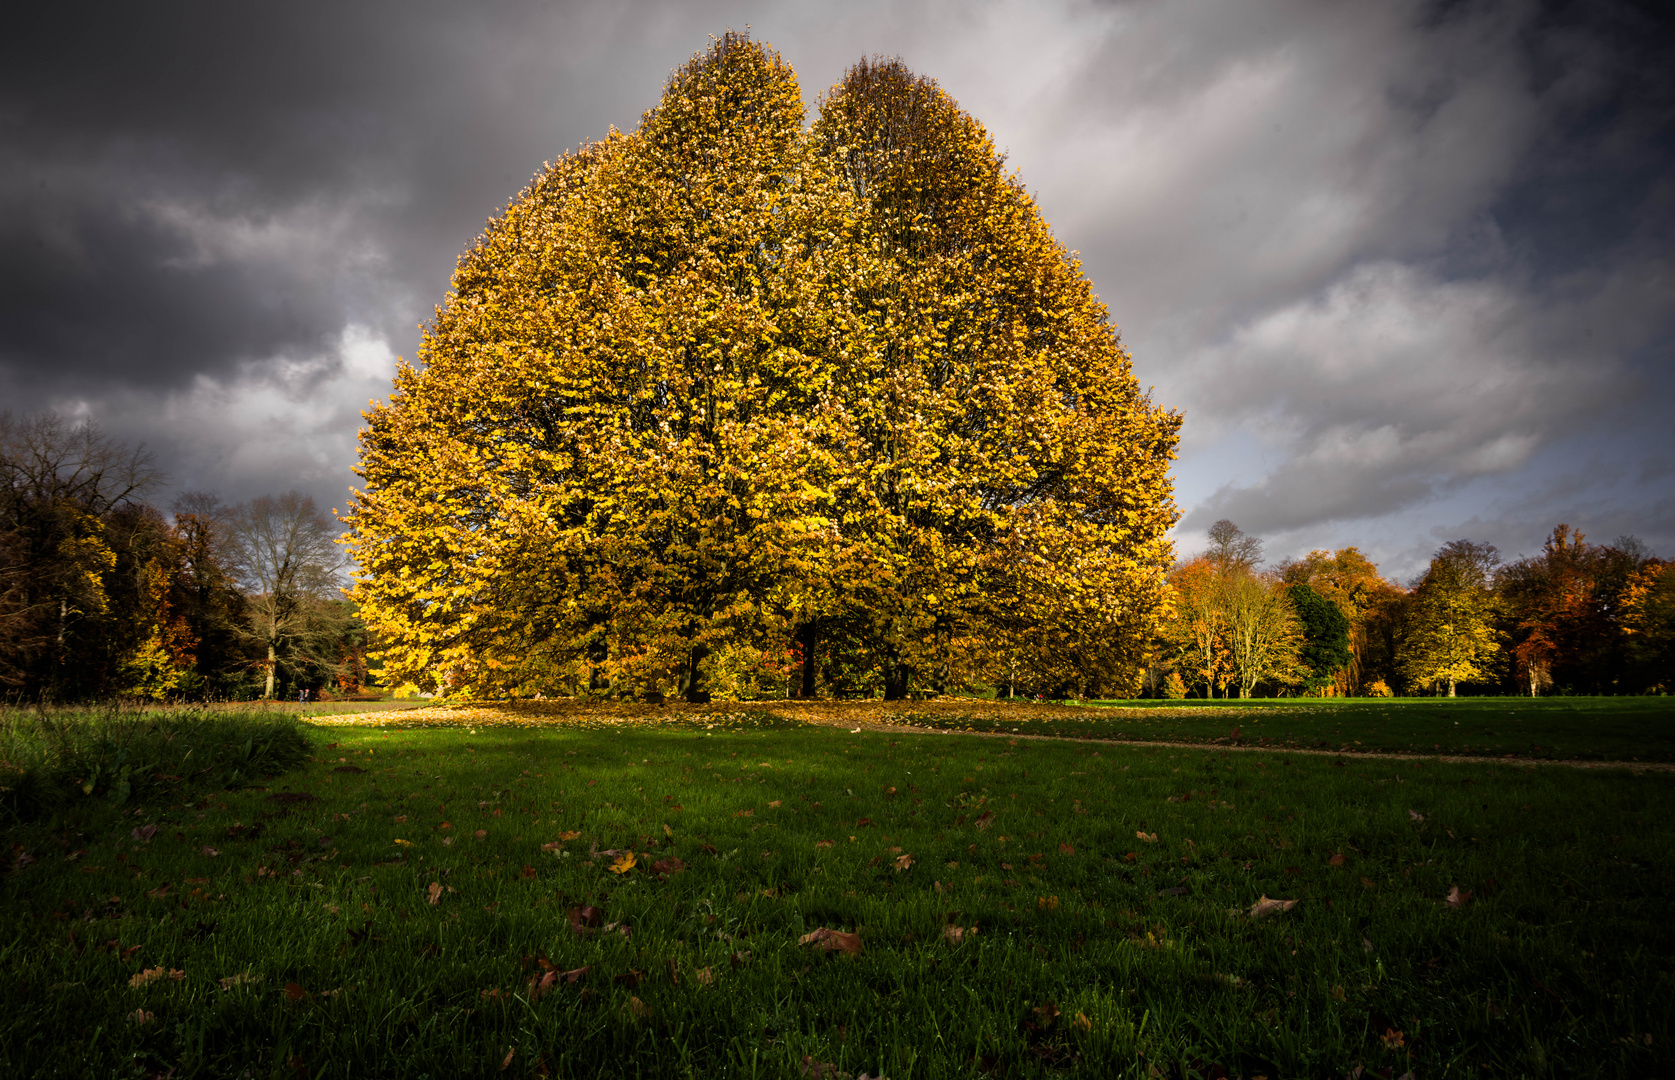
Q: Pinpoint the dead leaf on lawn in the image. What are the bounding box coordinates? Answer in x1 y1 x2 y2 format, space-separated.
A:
1446 885 1473 908
219 973 255 991
607 851 637 874
501 1047 515 1071
127 1009 154 1026
816 840 834 849
283 982 309 1003
1328 852 1347 866
1136 831 1158 843
799 927 863 954
651 856 686 875
567 905 603 935
695 967 715 985
942 924 977 944
1248 895 1298 920
894 853 913 870
427 882 442 906
1408 810 1425 822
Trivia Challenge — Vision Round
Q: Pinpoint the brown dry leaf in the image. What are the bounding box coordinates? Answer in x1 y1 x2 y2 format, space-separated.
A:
567 906 603 935
1074 1012 1092 1033
695 967 715 985
625 995 648 1019
816 840 834 849
768 800 782 808
560 965 590 984
799 927 863 954
733 809 754 818
1034 1001 1061 1027
199 846 220 857
1380 1027 1405 1049
894 853 913 871
1328 852 1347 866
615 969 644 988
218 972 255 991
427 882 442 906
1408 810 1425 822
1037 895 1060 911
1248 895 1298 920
283 982 309 1003
942 924 977 944
501 1047 516 1071
973 810 993 831
1058 843 1076 856
651 856 686 875
800 1056 845 1079
129 967 179 988
1446 885 1473 908
127 1009 154 1026
1136 831 1158 843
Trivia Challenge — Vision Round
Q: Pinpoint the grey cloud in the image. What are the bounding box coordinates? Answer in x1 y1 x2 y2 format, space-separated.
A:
0 0 1669 572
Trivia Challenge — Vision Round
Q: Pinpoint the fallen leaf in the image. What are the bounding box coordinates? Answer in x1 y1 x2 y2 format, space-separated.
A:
1058 843 1076 856
973 810 993 830
816 840 834 849
1248 896 1298 920
1408 810 1425 822
501 1047 516 1071
131 825 158 842
200 846 220 857
219 973 255 991
127 1009 154 1026
1034 1001 1061 1027
1074 1012 1092 1033
615 969 644 988
799 927 863 954
695 967 715 985
894 853 913 870
1446 885 1473 908
625 995 648 1018
608 851 637 875
733 809 754 818
474 830 487 839
800 1055 844 1078
1136 831 1158 843
1328 852 1347 866
768 800 782 808
283 982 309 1003
128 966 183 988
942 924 977 944
855 818 874 827
1037 895 1060 911
567 905 602 934
1381 1027 1405 1049
559 965 589 984
650 856 685 874
427 882 442 905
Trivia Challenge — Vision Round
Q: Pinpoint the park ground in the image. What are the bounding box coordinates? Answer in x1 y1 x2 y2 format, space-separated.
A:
2 696 1671 1078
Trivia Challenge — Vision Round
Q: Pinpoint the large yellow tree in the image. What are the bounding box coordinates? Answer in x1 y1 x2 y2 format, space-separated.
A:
346 36 1180 700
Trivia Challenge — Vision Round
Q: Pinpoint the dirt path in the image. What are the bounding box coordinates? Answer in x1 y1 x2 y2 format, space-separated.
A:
799 717 1675 772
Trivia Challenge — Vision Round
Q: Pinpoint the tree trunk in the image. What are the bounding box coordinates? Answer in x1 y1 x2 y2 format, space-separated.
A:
1447 678 1457 698
681 644 711 704
798 622 819 699
883 641 910 701
587 633 608 695
264 640 276 699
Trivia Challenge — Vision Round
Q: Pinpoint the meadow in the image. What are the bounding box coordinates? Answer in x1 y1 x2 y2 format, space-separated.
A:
1 699 1670 1078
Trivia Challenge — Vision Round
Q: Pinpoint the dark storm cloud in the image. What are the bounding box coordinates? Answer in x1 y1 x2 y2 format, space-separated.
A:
1 0 1670 577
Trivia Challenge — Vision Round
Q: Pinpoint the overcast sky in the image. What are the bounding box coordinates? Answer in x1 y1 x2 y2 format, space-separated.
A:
4 0 1671 581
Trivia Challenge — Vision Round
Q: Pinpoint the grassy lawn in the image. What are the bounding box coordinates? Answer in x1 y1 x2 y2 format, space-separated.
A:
828 697 1675 764
2 704 1670 1078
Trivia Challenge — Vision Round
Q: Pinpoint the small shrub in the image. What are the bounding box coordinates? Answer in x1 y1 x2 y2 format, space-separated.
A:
1163 672 1188 700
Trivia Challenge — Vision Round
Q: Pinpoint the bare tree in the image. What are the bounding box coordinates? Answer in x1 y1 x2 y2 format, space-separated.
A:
1206 519 1264 573
224 491 344 698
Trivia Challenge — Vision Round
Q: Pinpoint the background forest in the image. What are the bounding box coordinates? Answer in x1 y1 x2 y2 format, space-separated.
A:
6 407 1668 704
0 412 369 702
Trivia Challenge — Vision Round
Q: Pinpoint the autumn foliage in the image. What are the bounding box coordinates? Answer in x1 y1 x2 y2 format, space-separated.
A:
347 35 1181 701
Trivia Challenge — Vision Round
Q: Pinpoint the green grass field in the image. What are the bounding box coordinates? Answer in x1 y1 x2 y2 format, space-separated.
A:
882 696 1675 764
2 702 1670 1078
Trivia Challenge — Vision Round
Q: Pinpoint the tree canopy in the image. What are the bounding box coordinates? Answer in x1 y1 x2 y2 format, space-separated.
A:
346 34 1182 701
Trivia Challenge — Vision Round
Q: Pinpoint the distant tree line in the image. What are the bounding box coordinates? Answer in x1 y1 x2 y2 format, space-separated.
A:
0 412 368 701
1151 519 1674 699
